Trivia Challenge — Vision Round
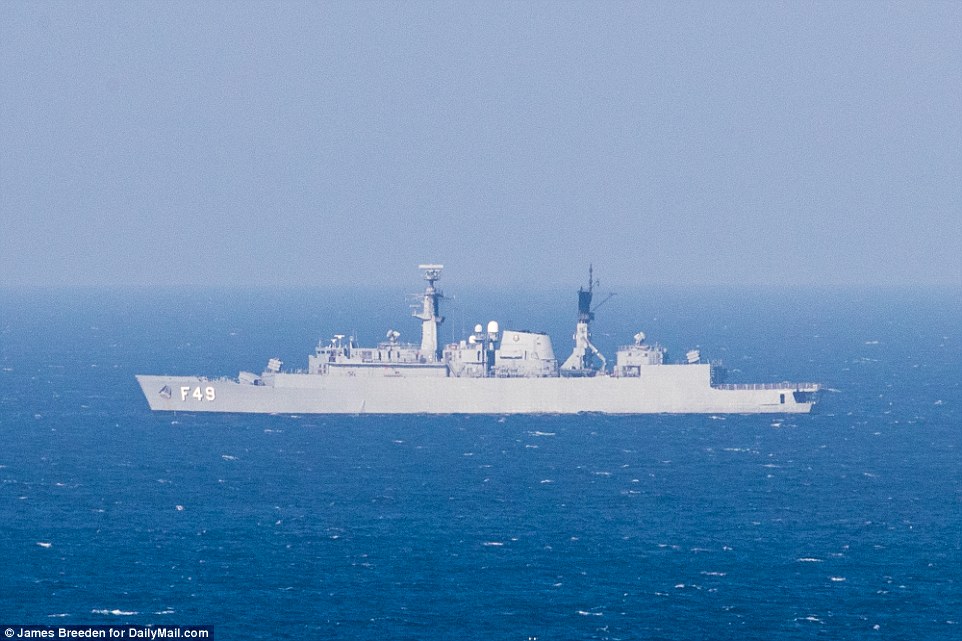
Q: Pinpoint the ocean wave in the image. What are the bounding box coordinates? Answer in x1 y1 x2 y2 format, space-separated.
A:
91 609 138 616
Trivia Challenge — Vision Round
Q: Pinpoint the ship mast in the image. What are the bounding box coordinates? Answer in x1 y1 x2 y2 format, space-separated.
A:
413 264 445 361
561 265 607 374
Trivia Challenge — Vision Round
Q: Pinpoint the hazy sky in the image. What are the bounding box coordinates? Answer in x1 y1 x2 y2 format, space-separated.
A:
2 1 960 288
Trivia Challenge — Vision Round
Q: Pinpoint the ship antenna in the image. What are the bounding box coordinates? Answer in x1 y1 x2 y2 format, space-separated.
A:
592 292 616 313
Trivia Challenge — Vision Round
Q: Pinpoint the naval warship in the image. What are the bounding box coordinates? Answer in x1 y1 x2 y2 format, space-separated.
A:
136 265 820 414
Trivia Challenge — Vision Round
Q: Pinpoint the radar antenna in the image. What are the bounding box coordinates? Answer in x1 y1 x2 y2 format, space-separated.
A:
418 264 443 287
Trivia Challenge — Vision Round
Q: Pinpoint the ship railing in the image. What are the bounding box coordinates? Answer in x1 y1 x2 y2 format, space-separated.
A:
713 382 820 391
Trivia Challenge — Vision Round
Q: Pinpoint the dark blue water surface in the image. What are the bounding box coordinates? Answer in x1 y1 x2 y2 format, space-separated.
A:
1 287 959 639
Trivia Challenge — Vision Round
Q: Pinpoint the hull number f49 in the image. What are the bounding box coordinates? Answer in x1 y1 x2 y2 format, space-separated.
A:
180 386 216 401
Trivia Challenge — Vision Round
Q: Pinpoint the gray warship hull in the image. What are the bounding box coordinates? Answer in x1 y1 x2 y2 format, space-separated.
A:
137 366 818 415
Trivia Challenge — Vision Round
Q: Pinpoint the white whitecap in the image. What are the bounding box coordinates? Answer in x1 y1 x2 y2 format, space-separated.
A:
91 609 138 616
37 542 52 548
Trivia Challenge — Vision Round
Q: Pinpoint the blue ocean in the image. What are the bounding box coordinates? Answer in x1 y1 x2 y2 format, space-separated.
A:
1 286 959 640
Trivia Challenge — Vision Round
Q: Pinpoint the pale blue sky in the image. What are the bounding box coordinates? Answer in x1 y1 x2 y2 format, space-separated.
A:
1 1 960 287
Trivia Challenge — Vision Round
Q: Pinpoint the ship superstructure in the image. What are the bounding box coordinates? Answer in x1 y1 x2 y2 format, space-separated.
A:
137 265 820 414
